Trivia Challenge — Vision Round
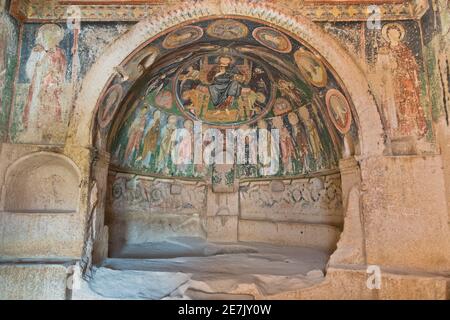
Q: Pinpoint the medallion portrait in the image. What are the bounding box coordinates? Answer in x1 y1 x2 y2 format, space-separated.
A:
252 27 292 53
162 25 204 49
116 46 159 83
98 84 123 129
325 89 352 134
206 19 248 40
294 49 328 87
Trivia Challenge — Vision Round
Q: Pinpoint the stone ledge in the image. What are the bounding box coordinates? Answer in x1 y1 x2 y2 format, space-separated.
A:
0 264 72 300
238 219 340 253
266 266 450 300
0 212 85 259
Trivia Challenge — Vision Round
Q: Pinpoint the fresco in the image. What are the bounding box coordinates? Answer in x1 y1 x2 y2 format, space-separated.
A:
106 18 359 179
252 27 292 53
366 21 434 144
175 52 275 126
322 19 436 148
206 19 248 40
162 26 204 49
10 22 133 144
434 0 450 124
326 89 353 135
379 22 428 138
10 23 76 144
294 49 328 88
324 18 439 141
321 22 364 62
420 0 450 124
0 9 18 141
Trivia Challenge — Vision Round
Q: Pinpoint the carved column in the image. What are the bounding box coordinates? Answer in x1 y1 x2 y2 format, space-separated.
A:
339 156 361 212
90 150 110 265
328 157 365 267
206 164 239 242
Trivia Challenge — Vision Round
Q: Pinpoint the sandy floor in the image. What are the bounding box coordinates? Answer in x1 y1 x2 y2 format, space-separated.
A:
72 237 330 300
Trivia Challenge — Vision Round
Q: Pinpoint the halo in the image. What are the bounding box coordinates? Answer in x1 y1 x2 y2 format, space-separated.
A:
130 46 159 69
98 84 124 129
294 49 328 88
252 26 292 53
162 25 203 50
217 55 234 66
206 19 249 40
382 23 405 43
325 88 352 134
38 24 64 45
153 109 161 118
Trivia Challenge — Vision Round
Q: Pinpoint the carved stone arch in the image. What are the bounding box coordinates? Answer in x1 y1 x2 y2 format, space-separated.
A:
65 0 385 159
62 0 392 277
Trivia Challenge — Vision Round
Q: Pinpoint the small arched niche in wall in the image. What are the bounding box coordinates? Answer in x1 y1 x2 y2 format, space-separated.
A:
2 152 80 213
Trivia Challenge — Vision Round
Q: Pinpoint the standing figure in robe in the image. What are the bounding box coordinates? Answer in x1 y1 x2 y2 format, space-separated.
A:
288 112 310 173
378 23 428 138
176 120 194 165
298 106 323 169
22 24 67 130
279 126 296 174
0 11 10 111
257 119 279 176
140 110 161 168
174 120 194 174
124 107 147 166
156 115 178 173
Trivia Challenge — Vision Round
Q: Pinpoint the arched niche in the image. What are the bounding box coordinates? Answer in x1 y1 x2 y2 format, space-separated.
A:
94 16 365 256
64 0 386 269
2 152 81 213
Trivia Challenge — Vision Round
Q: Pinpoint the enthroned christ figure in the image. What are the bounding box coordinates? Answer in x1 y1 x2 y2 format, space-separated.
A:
207 56 244 112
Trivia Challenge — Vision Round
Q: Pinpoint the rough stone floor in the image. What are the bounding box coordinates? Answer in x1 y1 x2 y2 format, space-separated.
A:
72 237 329 300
